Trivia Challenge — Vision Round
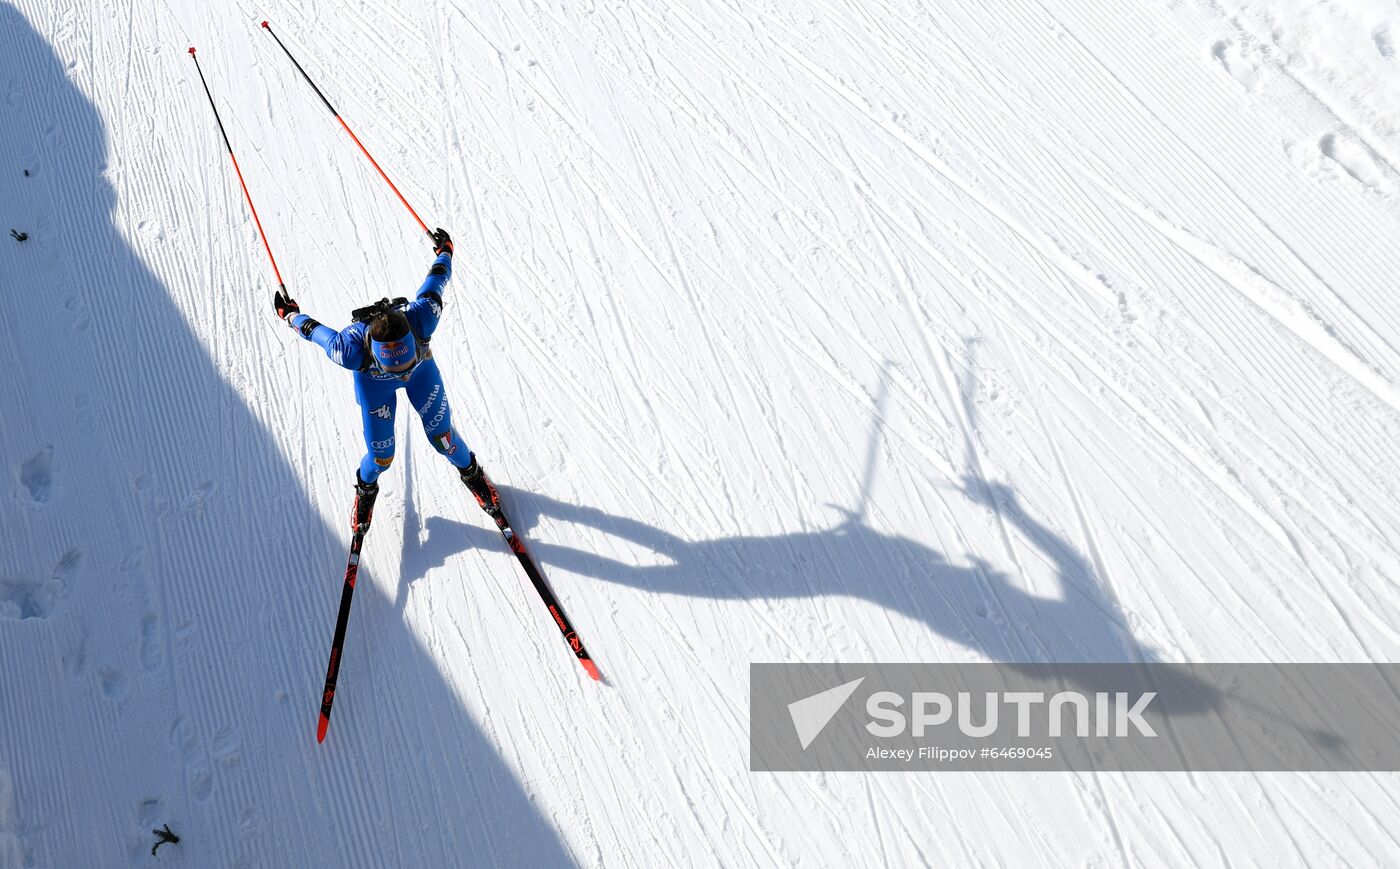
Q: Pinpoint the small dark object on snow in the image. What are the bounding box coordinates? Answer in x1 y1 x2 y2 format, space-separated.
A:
23 169 30 176
150 824 180 856
10 230 28 242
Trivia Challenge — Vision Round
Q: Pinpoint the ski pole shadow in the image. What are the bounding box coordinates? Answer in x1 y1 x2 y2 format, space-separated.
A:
0 5 571 865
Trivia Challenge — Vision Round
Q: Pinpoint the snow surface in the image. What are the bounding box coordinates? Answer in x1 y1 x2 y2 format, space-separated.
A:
2 0 1400 865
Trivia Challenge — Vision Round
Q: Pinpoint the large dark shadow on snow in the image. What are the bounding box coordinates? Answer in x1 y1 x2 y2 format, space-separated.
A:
0 6 570 866
415 483 1177 672
409 481 1228 751
400 355 1148 675
405 373 1221 720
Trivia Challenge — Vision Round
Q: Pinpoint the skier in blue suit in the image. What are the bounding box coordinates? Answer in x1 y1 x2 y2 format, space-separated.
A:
271 228 500 529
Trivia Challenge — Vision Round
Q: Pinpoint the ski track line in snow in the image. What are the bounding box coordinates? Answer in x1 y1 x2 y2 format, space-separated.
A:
1007 3 1400 392
1019 3 1400 418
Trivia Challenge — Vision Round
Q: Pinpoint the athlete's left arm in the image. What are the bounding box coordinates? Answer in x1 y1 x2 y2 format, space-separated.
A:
406 251 453 339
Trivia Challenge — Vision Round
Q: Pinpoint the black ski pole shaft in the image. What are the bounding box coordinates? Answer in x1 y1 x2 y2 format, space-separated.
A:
187 47 287 291
258 21 433 239
318 529 366 742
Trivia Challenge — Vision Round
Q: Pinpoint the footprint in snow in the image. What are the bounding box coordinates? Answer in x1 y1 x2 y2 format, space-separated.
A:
100 666 128 701
170 716 214 802
1319 132 1394 194
14 447 54 507
63 294 93 332
182 481 215 518
0 548 79 619
139 613 162 673
1376 26 1396 62
66 627 90 677
1211 39 1260 89
132 799 166 866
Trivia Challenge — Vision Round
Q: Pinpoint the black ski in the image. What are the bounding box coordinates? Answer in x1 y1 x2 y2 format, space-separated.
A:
317 527 366 743
488 505 602 682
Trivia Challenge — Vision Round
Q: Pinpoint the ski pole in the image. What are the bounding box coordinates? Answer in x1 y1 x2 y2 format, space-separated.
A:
259 21 433 239
187 47 287 292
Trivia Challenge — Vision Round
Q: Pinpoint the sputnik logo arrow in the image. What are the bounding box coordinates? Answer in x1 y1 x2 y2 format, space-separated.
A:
788 677 865 750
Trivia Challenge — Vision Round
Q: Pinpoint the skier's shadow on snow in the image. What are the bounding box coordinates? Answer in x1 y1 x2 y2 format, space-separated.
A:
415 476 1361 754
415 480 1203 691
401 365 1188 689
0 6 570 865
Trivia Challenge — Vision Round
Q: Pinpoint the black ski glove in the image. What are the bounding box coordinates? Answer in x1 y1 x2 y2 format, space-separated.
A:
431 227 453 256
274 289 300 323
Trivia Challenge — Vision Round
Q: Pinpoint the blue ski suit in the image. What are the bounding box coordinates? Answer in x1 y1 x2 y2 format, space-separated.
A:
286 252 474 483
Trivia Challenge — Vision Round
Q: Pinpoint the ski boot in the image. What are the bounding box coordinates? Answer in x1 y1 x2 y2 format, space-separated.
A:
351 471 380 532
460 456 501 516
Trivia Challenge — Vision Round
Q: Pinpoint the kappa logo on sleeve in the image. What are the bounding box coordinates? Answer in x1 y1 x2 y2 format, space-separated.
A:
370 404 392 420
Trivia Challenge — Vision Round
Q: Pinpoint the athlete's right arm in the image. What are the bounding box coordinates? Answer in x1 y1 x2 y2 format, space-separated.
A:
286 315 365 370
276 290 364 370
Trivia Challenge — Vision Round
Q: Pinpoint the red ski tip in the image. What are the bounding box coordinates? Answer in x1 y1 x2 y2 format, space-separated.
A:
317 714 329 743
581 659 602 682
